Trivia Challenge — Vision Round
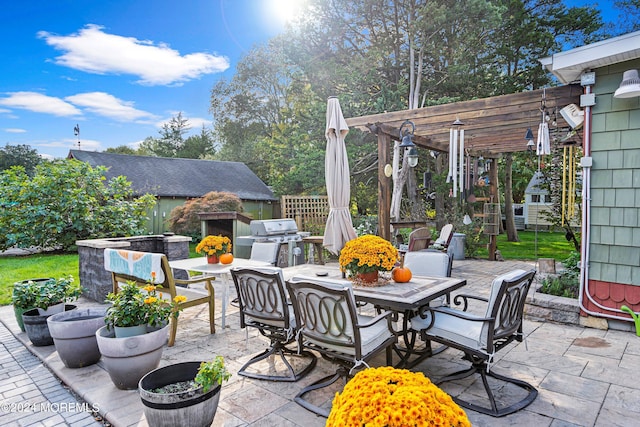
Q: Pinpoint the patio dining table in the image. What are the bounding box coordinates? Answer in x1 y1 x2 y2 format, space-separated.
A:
169 257 272 328
282 264 467 367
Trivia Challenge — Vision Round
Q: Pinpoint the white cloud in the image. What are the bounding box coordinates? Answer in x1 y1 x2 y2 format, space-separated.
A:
65 92 158 122
38 25 230 86
0 92 82 117
37 138 102 152
4 128 27 133
188 117 214 130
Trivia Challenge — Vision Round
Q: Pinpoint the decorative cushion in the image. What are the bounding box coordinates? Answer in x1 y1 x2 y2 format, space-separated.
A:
104 248 165 283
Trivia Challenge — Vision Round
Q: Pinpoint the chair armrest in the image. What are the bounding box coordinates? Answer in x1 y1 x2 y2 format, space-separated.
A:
452 293 489 311
175 276 214 285
356 309 393 328
175 277 215 294
430 306 494 323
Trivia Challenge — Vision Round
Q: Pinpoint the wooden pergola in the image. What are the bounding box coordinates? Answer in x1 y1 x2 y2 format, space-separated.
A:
344 84 582 258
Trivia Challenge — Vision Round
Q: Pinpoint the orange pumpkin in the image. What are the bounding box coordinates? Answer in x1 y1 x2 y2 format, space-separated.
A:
392 266 412 283
219 253 234 264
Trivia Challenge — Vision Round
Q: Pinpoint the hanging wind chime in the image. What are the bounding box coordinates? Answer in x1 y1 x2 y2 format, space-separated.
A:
561 143 577 225
448 118 465 197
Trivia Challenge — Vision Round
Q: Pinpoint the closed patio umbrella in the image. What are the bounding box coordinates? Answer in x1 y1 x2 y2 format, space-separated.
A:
323 96 357 255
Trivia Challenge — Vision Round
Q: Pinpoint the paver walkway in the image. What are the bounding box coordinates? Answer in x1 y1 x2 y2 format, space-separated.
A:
1 259 640 426
0 321 102 426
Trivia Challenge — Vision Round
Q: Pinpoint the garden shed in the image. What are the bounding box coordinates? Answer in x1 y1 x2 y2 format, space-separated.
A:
523 171 552 228
68 150 278 234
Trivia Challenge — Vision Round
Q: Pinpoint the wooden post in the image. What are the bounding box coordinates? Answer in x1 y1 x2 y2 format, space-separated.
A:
378 133 391 241
488 158 499 261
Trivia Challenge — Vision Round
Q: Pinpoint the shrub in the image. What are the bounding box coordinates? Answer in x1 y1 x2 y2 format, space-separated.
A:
539 251 580 298
167 191 243 239
0 160 156 252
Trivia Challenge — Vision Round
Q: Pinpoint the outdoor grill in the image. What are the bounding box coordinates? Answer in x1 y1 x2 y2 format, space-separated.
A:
237 219 308 267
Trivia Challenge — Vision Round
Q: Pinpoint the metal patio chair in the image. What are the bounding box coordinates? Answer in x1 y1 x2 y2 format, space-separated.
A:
286 276 396 417
411 269 537 417
231 267 316 382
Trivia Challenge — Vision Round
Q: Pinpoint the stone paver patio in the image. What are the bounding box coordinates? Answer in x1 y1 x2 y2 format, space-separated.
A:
2 258 639 426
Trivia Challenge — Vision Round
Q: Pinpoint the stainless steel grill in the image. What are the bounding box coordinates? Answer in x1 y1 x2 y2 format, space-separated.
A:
237 219 308 267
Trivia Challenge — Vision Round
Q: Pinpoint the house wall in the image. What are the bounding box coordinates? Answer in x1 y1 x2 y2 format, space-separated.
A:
585 58 640 314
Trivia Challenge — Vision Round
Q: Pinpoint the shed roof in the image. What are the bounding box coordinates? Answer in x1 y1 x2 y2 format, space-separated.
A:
68 150 276 201
525 171 547 195
344 85 582 156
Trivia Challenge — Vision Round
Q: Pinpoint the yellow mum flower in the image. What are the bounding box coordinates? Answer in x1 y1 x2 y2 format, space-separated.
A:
327 366 471 427
144 296 158 304
173 295 187 303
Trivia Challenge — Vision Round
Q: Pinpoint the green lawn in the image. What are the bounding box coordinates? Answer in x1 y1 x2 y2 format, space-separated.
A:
0 252 80 306
0 234 575 306
475 230 577 261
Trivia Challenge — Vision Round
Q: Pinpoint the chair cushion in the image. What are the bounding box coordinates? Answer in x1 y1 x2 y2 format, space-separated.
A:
484 269 528 320
245 305 295 329
410 307 486 352
403 251 451 277
305 313 393 358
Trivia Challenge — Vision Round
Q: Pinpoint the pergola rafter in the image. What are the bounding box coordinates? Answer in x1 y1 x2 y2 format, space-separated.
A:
346 85 582 156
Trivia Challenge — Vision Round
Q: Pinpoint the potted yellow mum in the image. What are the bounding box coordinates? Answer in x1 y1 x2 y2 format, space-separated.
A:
339 234 398 284
196 235 232 264
327 366 471 427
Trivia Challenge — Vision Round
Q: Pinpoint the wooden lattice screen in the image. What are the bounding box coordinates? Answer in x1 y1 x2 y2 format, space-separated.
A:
281 195 329 235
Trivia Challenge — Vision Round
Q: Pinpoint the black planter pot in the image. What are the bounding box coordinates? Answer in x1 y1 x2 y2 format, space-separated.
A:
22 305 77 347
47 307 107 368
139 362 221 427
13 278 52 332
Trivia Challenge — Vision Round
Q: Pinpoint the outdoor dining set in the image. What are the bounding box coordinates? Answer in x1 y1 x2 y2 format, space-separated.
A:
106 242 539 420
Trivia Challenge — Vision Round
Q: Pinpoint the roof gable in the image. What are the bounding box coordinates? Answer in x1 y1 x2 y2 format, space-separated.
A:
68 150 275 201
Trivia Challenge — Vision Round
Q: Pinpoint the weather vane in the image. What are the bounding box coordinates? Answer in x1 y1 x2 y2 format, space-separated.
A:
73 124 80 150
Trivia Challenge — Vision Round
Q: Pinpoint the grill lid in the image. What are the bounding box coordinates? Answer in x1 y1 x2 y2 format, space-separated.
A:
250 219 299 236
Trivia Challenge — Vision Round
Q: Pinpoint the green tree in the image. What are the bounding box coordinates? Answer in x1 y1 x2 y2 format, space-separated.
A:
0 144 42 176
104 145 139 155
177 125 216 159
0 159 156 251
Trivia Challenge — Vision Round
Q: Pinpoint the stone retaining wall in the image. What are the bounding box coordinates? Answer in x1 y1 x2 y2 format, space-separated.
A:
76 235 191 302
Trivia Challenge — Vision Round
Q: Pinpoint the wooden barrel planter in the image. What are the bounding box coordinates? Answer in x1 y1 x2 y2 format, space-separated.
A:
139 361 221 427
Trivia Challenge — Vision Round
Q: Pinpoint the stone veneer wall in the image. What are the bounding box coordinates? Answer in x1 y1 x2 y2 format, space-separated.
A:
76 234 191 302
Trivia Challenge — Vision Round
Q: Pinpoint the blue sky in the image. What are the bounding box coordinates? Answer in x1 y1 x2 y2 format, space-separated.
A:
0 0 300 159
0 0 619 160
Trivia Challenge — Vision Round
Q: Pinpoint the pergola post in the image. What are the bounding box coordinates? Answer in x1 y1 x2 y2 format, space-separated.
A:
488 158 499 261
378 132 392 241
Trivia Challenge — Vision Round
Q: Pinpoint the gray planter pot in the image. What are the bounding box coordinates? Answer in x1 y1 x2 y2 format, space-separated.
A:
96 325 168 390
139 362 221 427
47 307 107 368
22 305 77 347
